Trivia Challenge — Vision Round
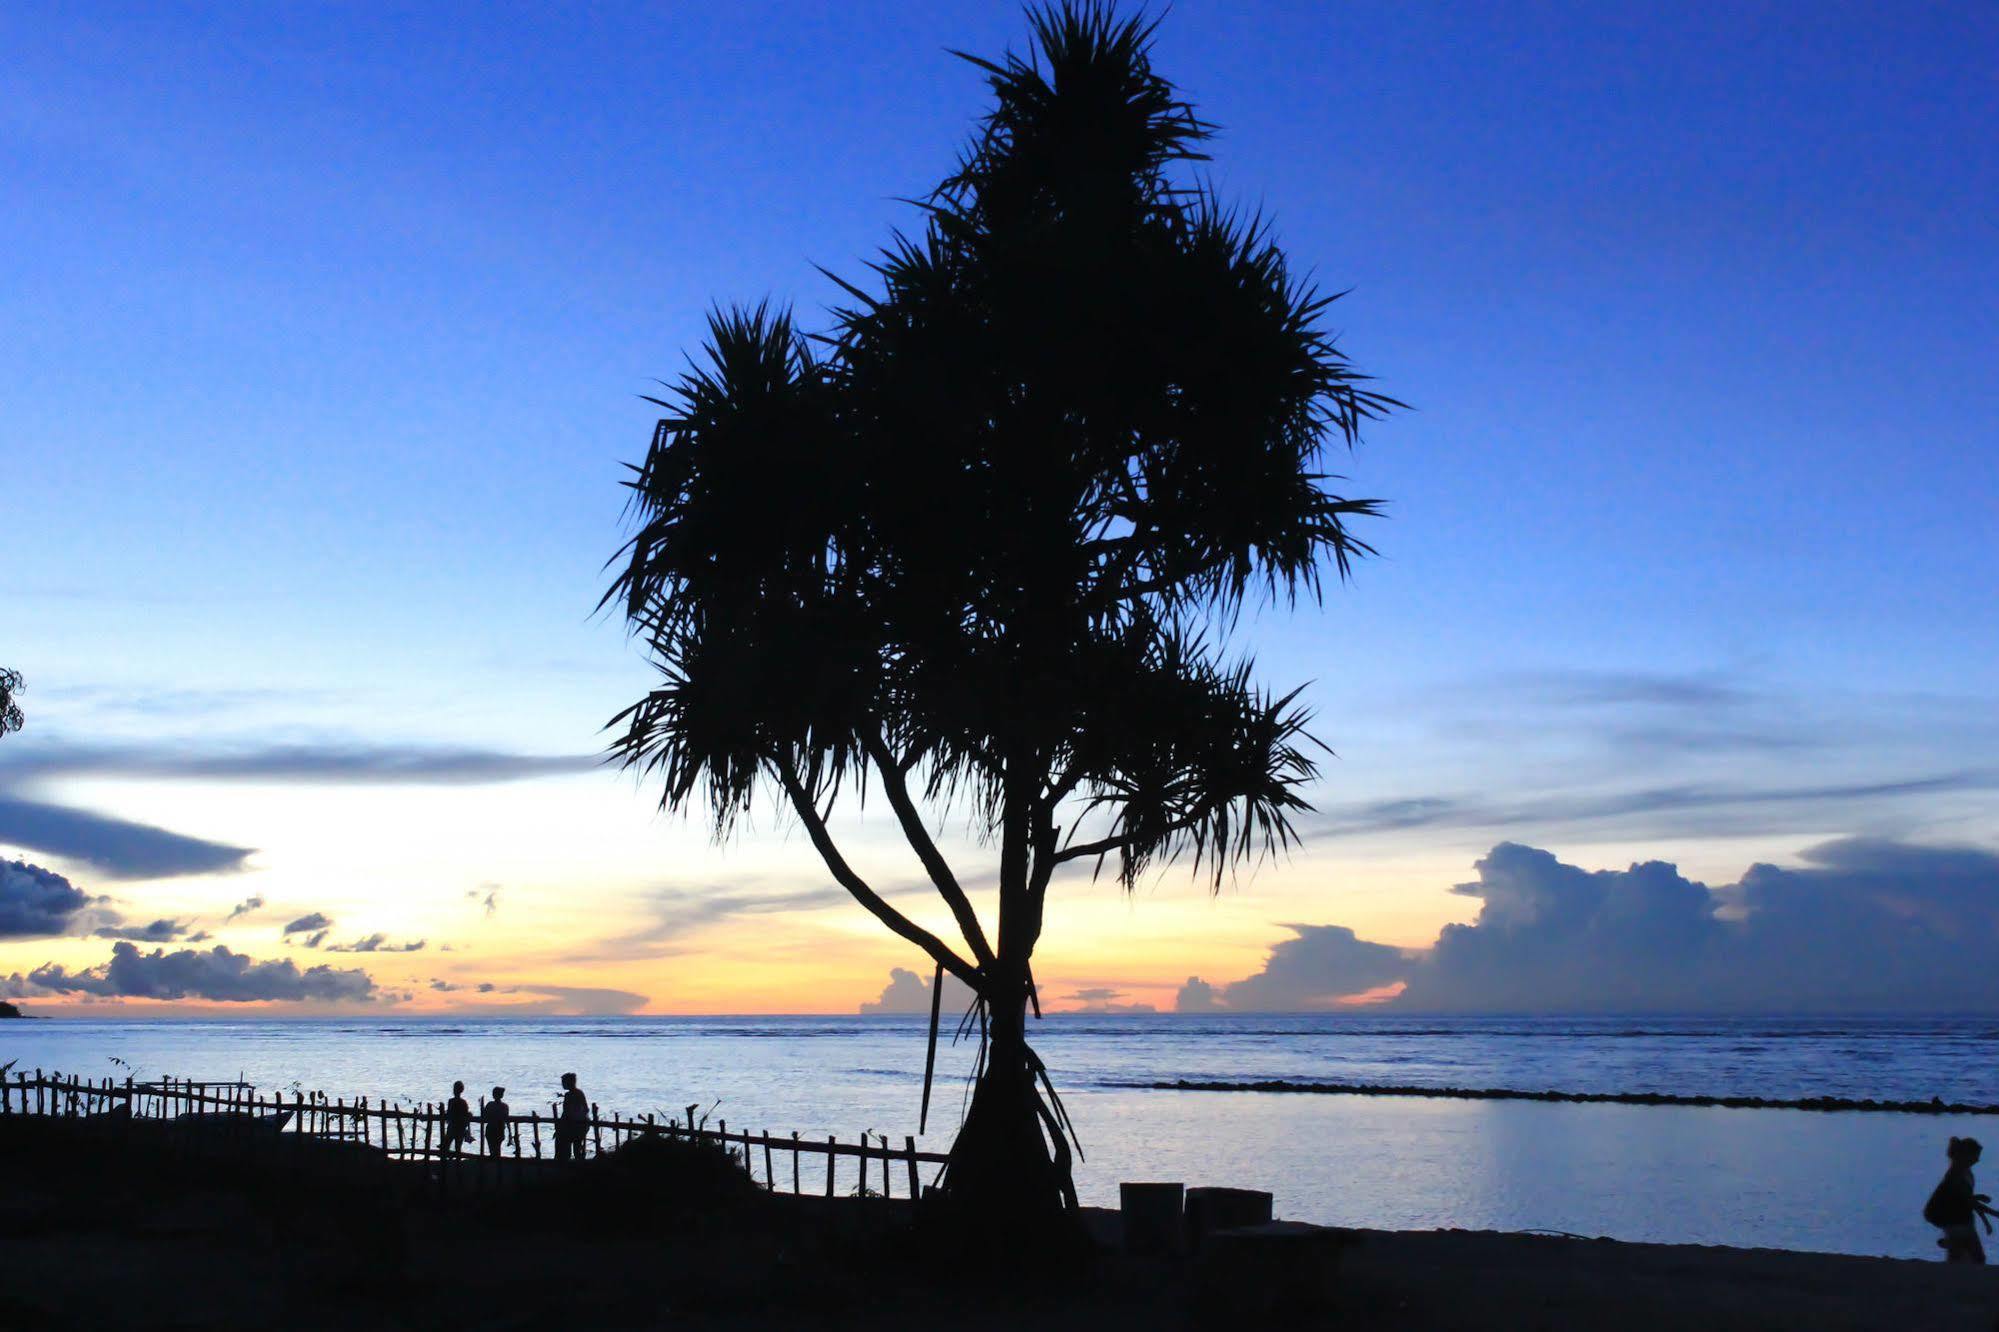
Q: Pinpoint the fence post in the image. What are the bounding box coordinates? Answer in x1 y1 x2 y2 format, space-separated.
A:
905 1136 920 1200
763 1131 775 1189
826 1136 837 1197
591 1103 603 1159
530 1112 542 1159
792 1132 802 1195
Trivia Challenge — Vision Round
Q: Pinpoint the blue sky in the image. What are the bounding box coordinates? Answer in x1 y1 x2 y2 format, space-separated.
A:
3 2 1995 1012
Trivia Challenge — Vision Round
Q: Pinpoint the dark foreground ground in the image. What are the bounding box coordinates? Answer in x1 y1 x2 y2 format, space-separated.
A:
2 1117 1996 1331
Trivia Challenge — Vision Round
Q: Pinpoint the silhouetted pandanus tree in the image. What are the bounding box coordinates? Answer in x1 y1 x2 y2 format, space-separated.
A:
606 3 1396 1225
0 668 21 740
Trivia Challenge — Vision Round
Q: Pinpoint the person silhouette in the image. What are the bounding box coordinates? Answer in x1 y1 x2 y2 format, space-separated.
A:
480 1085 510 1158
442 1080 473 1159
555 1072 589 1163
1924 1136 1996 1262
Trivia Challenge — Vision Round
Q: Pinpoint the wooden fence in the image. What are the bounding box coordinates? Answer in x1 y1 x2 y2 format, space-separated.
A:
0 1067 948 1200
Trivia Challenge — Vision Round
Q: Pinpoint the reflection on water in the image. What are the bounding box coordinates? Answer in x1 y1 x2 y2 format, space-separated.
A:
2 1013 1983 1258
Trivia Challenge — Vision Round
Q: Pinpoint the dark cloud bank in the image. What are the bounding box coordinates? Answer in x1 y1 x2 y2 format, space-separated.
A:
1180 838 1999 1014
0 858 95 937
9 941 375 1003
2 857 204 943
0 794 253 880
0 739 591 881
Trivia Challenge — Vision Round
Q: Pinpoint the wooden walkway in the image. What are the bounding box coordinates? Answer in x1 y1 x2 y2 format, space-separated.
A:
1 1067 948 1199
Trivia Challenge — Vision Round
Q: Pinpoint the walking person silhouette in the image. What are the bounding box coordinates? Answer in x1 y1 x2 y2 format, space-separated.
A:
1925 1136 1997 1262
480 1085 509 1158
442 1080 473 1159
555 1072 589 1163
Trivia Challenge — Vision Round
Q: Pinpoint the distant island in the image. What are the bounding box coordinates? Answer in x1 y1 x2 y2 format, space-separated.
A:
0 1001 26 1019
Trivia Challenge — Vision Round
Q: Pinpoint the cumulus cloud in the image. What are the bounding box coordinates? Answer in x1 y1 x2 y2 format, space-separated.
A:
1205 925 1412 1012
859 966 979 1016
0 795 254 880
225 896 264 921
0 859 94 937
24 941 376 1003
324 933 425 953
282 912 332 936
1181 838 1999 1013
1175 977 1223 1012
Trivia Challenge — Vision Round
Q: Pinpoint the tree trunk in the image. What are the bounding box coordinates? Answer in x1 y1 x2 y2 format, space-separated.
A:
937 965 1079 1224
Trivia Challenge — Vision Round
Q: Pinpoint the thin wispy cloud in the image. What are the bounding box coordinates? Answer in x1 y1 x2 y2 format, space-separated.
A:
1 740 598 785
571 882 859 962
1312 771 1999 843
324 933 425 953
1497 668 1757 711
92 918 206 944
36 684 341 720
453 982 648 1015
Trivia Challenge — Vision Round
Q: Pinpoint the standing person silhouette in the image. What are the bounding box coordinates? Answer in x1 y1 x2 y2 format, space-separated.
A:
480 1086 509 1158
442 1080 473 1159
556 1072 589 1163
1925 1136 1997 1262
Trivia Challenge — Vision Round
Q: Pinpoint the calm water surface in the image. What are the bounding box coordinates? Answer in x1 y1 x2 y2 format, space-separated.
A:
4 1013 1989 1259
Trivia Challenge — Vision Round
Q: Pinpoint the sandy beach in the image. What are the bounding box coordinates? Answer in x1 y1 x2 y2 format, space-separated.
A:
4 1115 1995 1331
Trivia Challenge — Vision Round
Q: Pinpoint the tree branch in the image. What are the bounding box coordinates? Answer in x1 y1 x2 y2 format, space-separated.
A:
864 733 999 972
773 756 983 989
1052 814 1204 867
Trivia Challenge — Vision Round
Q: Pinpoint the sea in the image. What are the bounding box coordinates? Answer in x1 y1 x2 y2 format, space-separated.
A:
5 1012 1992 1260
